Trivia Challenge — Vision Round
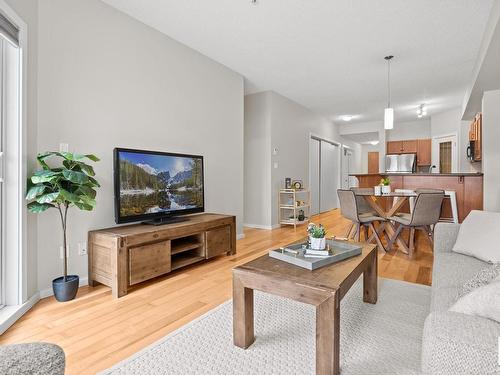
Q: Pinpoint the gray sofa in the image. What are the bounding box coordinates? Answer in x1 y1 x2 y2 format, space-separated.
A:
422 223 500 375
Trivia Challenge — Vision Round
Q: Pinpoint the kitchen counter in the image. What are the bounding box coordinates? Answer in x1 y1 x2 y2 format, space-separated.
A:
350 173 483 222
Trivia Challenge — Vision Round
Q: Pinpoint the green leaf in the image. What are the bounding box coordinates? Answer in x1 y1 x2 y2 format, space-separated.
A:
76 186 97 199
85 154 100 162
88 176 101 188
31 170 60 184
80 195 96 208
74 162 95 176
27 201 55 213
74 201 93 211
62 170 89 185
26 185 46 200
36 192 60 204
59 188 81 203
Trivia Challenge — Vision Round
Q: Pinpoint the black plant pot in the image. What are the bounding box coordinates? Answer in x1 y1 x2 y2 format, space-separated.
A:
52 275 79 302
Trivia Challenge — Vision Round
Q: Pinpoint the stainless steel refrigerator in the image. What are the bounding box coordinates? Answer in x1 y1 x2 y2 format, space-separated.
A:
385 153 416 173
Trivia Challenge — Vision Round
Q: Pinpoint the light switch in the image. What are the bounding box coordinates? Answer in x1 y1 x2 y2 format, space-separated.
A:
59 143 69 152
273 162 278 169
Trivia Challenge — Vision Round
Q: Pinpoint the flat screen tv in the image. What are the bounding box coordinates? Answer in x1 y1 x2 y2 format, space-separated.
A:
114 148 204 224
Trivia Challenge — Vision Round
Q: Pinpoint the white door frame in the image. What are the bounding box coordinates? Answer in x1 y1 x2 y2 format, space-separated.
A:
432 132 458 173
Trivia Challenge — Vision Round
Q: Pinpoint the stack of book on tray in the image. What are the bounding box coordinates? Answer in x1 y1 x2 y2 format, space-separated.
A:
304 248 332 258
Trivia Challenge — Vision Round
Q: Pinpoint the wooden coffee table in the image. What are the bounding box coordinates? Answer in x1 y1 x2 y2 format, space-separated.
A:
232 241 377 375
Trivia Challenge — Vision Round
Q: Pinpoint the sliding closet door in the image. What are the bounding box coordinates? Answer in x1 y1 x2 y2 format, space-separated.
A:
320 141 339 212
309 138 320 215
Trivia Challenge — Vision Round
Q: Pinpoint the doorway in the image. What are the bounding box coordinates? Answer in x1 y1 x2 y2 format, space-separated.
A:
341 147 355 189
309 137 340 215
432 134 458 173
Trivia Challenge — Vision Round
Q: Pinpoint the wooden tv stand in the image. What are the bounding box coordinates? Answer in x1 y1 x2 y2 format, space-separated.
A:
88 213 236 298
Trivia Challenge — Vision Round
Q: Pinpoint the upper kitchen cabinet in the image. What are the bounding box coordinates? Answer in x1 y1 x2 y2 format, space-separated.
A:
387 141 403 154
417 139 432 166
402 140 417 153
468 113 482 162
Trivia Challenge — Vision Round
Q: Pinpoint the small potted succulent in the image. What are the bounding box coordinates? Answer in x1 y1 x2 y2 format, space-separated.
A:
380 177 391 194
307 223 327 250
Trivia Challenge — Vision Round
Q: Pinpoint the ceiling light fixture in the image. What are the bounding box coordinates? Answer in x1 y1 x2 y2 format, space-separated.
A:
370 140 380 145
417 104 427 118
384 55 394 130
342 115 353 122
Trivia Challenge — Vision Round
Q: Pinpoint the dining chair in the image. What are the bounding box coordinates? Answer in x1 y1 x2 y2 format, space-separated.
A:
337 189 386 252
349 187 377 239
387 191 445 257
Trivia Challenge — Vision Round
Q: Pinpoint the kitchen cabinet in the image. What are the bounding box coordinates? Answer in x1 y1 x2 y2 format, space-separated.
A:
387 138 432 166
387 141 403 154
417 139 432 166
468 113 482 162
402 140 417 153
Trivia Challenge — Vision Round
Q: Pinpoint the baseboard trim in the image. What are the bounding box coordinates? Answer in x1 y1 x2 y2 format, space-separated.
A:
0 292 40 335
39 277 89 299
244 223 280 230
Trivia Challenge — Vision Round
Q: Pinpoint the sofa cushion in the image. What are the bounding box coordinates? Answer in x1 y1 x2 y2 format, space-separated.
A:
432 252 487 289
450 281 500 324
452 210 500 263
457 263 500 299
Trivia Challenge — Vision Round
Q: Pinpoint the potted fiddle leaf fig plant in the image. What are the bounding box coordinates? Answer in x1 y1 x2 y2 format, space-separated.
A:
26 152 100 302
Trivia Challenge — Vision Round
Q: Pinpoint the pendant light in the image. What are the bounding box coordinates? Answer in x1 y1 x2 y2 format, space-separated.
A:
384 55 394 130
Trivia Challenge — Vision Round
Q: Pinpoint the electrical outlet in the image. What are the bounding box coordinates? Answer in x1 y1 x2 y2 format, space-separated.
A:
59 245 69 259
59 143 69 152
78 242 87 256
273 162 278 169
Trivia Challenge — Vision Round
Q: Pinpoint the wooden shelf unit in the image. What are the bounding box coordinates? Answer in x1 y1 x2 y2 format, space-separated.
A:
279 189 311 228
88 213 236 298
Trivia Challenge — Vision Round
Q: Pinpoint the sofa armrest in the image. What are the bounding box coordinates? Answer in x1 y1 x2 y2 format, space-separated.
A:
433 223 460 254
0 343 65 375
422 311 500 375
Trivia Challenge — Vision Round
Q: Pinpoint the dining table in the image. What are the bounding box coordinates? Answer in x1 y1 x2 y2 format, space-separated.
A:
352 190 418 253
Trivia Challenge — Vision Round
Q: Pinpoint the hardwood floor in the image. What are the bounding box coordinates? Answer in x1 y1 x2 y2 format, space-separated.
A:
0 209 433 374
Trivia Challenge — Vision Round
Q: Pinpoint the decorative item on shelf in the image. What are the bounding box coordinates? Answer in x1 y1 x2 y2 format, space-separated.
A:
292 180 303 190
26 151 100 302
307 223 327 250
380 177 391 194
374 185 382 195
296 200 305 207
298 210 305 221
284 177 292 189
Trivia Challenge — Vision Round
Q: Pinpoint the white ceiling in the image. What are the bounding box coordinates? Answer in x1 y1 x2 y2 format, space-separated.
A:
102 0 493 124
341 132 379 144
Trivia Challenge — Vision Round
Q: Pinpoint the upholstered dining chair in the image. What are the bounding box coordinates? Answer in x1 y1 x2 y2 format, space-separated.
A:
349 187 379 240
387 191 445 257
337 189 386 252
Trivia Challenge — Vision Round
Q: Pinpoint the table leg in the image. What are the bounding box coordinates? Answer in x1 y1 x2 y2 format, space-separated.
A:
316 291 340 375
363 251 378 304
233 273 255 349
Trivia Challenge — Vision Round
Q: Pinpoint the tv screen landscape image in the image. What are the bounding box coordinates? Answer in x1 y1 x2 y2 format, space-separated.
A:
114 148 204 223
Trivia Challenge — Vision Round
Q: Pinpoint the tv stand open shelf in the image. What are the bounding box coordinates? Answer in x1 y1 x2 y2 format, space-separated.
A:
88 213 236 298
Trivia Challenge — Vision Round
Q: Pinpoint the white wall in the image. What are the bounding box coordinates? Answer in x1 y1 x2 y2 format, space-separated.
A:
482 89 500 211
34 0 244 292
5 0 39 300
430 107 481 173
244 91 361 228
386 119 431 141
244 92 272 228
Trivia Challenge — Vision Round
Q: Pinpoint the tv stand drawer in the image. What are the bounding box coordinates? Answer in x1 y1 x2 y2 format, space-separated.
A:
129 240 171 285
206 226 231 258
